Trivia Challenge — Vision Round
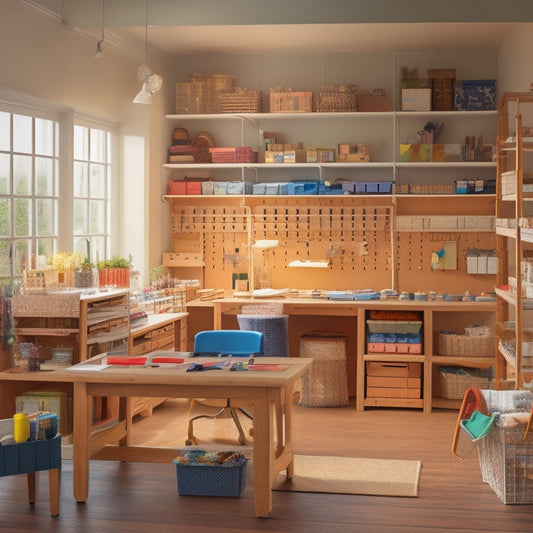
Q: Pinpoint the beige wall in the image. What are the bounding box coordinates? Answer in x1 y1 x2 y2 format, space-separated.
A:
2 2 533 287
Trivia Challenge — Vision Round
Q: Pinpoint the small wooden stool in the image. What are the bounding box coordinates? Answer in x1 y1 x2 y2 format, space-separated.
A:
0 435 61 516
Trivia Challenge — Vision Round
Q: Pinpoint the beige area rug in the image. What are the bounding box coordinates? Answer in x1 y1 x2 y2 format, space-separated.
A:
273 454 421 497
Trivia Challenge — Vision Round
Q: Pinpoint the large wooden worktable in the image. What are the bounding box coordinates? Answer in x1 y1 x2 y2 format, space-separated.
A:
186 295 496 411
0 355 311 518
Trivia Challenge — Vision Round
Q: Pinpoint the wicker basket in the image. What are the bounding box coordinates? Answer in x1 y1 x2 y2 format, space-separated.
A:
217 88 263 113
438 332 494 357
436 367 494 399
299 334 349 407
317 84 358 112
428 68 456 111
477 423 533 503
12 292 80 318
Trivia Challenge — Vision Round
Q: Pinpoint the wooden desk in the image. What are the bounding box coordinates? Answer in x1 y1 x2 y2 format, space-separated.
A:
0 356 311 518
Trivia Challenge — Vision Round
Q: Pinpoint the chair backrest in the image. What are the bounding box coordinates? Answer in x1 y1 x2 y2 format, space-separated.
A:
194 330 264 357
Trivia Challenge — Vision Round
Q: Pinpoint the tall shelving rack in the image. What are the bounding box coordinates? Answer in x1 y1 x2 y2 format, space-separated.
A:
495 92 533 389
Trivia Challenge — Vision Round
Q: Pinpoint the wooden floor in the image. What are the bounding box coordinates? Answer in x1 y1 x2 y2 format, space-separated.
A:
2 398 533 533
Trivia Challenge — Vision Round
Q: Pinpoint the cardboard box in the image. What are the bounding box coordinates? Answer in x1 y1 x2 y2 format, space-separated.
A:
283 150 307 163
399 144 432 162
16 390 71 435
265 151 284 163
401 88 431 111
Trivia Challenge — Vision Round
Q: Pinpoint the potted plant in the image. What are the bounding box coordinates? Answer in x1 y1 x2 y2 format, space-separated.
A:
74 257 96 288
97 255 132 288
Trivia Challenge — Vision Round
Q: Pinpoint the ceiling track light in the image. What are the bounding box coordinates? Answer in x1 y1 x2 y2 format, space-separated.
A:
133 0 162 104
94 0 105 58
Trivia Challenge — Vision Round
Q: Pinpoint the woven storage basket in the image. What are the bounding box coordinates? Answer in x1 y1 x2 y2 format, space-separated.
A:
428 68 456 111
217 88 263 113
438 333 494 357
237 314 289 358
174 457 247 497
317 84 358 112
299 333 349 407
12 292 80 318
437 368 494 399
476 423 533 503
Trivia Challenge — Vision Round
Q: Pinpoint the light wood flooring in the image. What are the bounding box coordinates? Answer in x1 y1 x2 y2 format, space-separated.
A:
1 399 533 533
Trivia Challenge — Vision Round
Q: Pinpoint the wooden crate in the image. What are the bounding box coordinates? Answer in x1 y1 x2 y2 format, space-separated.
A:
366 361 422 400
270 90 313 113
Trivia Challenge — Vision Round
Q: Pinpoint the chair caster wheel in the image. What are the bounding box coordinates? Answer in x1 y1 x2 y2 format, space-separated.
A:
249 428 254 437
185 437 198 446
238 435 246 445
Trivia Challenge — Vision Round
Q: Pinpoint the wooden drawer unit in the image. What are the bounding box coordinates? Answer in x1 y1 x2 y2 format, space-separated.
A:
365 362 423 407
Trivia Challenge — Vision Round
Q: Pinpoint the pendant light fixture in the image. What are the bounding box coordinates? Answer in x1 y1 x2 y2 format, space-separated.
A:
94 0 105 58
133 0 162 104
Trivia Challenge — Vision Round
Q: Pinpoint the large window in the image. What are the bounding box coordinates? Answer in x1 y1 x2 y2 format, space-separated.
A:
0 111 59 278
73 124 112 264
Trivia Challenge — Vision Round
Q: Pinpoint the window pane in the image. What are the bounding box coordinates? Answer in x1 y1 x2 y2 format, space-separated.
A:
0 153 10 194
14 197 31 237
92 236 106 263
0 241 11 276
13 154 31 195
37 198 53 235
13 239 30 276
13 114 32 154
74 125 88 160
89 200 106 234
37 237 54 259
73 199 88 235
35 118 54 156
90 129 105 163
106 131 111 164
74 161 88 196
0 111 10 151
0 198 11 236
90 163 106 198
35 156 53 196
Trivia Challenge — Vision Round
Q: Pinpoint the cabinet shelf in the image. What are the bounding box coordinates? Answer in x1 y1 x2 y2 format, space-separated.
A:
363 354 425 363
13 328 78 337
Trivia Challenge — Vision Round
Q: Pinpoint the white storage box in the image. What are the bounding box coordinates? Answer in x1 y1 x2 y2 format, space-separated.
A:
401 89 431 111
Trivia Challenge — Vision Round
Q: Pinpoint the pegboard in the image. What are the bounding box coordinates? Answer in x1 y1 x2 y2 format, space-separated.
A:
166 196 495 292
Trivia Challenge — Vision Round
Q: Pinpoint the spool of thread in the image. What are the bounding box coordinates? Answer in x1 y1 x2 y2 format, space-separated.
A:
13 413 30 443
28 346 40 371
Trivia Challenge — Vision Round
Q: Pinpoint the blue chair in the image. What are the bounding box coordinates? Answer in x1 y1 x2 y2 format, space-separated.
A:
186 330 264 446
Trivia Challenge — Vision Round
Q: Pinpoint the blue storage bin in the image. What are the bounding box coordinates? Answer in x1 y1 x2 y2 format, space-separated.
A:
287 181 318 195
366 182 379 194
0 435 61 477
174 456 248 497
378 181 393 194
355 182 366 194
253 183 266 195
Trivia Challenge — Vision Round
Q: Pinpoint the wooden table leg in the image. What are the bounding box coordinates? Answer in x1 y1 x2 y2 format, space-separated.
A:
283 384 294 480
48 468 60 516
73 382 90 503
27 472 36 504
252 392 274 518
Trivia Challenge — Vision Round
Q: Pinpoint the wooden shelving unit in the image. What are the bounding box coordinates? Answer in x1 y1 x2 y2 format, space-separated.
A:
495 92 533 389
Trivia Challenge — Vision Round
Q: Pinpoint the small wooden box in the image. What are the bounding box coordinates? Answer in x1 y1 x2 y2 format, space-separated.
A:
270 90 313 113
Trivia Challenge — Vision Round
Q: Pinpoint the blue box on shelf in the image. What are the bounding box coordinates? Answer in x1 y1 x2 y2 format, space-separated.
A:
455 80 496 111
287 181 319 195
174 456 248 497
